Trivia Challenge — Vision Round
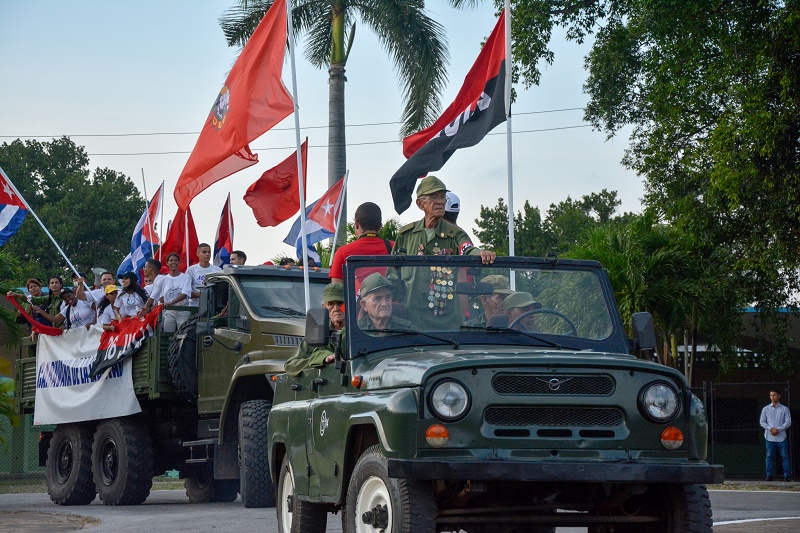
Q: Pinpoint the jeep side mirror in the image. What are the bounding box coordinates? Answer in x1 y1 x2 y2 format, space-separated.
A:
631 312 657 351
305 308 330 347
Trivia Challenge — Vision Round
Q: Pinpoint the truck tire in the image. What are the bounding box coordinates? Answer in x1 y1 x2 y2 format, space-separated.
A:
238 399 276 508
92 417 154 505
168 315 199 403
277 456 327 533
343 445 436 533
46 424 96 506
185 474 239 503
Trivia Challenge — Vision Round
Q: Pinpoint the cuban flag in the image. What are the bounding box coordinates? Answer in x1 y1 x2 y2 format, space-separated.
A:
283 199 333 264
0 169 28 246
213 194 234 267
307 175 345 234
117 184 163 277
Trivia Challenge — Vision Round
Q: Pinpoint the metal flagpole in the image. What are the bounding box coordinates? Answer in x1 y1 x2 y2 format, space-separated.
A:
184 210 190 269
0 165 86 286
285 0 311 311
159 181 165 261
503 0 516 289
328 170 349 264
140 170 155 275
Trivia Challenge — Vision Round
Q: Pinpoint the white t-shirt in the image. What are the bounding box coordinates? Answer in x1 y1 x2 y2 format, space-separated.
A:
185 263 221 306
150 273 192 307
144 274 165 297
59 299 96 329
114 291 146 317
85 287 107 305
98 303 117 326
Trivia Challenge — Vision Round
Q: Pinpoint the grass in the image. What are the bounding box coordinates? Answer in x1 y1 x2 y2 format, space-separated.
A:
0 475 185 494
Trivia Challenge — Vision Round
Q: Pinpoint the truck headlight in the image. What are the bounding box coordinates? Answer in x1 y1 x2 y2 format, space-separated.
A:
639 382 679 423
428 379 471 422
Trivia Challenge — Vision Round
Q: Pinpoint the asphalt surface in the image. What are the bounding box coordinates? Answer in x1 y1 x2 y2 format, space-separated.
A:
2 484 800 532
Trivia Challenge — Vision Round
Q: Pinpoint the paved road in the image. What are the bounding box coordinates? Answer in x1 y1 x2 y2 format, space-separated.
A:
2 489 800 532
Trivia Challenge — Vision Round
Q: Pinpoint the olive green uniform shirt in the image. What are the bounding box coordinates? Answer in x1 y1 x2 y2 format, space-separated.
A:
284 330 345 377
389 217 480 330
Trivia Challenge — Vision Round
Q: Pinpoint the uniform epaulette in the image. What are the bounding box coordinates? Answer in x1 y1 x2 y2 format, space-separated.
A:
398 222 415 233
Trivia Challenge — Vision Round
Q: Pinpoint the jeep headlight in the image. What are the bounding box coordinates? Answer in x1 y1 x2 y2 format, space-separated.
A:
639 382 679 422
429 379 471 422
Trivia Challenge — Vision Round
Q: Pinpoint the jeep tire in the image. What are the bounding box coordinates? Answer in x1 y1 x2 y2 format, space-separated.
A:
46 424 96 506
343 445 436 533
92 417 154 505
277 456 327 533
238 399 276 508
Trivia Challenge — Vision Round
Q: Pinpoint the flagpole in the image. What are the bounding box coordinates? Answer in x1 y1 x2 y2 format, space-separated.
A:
0 165 85 285
503 1 516 289
184 209 190 269
328 170 349 263
140 169 155 273
158 180 165 261
227 192 233 250
285 0 311 311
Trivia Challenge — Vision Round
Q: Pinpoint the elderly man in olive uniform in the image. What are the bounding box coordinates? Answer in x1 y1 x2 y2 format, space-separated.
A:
467 274 515 327
390 176 496 330
285 283 345 377
503 292 542 330
357 273 415 334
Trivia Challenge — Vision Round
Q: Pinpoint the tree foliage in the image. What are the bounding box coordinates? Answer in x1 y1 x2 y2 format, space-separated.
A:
0 138 145 282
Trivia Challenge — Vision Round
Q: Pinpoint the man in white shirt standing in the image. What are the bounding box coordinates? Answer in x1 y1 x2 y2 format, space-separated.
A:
760 389 793 481
142 253 192 332
185 243 221 308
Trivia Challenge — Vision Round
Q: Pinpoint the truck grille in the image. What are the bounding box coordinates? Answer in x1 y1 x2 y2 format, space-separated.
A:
484 406 623 427
273 335 303 346
492 374 614 396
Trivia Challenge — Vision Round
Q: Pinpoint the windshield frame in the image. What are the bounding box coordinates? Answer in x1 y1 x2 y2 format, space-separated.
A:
342 255 630 358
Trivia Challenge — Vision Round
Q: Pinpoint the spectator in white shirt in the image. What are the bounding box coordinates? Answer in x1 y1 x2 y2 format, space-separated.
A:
115 271 149 318
141 253 192 332
37 288 96 330
185 243 221 307
761 389 793 481
97 285 122 331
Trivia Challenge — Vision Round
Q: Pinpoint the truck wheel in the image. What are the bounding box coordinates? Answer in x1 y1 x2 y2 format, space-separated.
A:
92 418 154 505
46 424 96 505
343 445 436 533
277 456 327 533
238 399 276 508
167 315 199 403
185 472 214 503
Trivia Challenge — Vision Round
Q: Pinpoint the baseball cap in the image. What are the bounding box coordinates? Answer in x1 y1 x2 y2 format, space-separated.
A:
323 282 345 303
118 271 139 283
360 273 393 297
481 274 514 295
445 192 460 213
104 285 119 294
416 175 448 197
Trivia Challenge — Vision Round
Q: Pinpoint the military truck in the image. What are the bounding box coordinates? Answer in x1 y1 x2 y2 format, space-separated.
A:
14 265 329 507
267 255 723 533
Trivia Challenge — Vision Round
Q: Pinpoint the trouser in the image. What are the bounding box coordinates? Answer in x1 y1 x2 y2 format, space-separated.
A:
766 439 792 478
162 310 191 333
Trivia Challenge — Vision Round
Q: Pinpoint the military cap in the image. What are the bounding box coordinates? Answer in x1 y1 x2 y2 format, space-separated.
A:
416 175 449 197
503 291 541 311
323 282 345 303
360 273 393 297
481 274 514 294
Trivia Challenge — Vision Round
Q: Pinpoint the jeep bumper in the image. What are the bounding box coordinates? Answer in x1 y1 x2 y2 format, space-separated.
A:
387 459 724 484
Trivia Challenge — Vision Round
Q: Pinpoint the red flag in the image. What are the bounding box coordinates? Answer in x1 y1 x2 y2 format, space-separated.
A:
173 0 294 210
243 139 308 227
307 175 345 233
213 194 234 266
5 295 63 336
159 207 199 272
90 307 162 378
390 10 507 213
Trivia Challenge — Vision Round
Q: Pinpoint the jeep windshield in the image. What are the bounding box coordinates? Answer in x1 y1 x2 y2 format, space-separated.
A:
344 256 628 354
239 276 327 319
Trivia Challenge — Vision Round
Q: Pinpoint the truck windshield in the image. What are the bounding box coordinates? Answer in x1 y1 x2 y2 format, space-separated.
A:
351 262 614 342
239 277 327 319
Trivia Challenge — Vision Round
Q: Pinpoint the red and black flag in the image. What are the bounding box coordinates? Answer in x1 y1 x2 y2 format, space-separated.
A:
90 306 162 378
390 10 507 214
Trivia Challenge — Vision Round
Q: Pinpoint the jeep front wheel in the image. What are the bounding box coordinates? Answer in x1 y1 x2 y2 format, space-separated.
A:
92 417 154 505
277 456 327 533
46 424 96 505
238 399 276 508
343 445 436 533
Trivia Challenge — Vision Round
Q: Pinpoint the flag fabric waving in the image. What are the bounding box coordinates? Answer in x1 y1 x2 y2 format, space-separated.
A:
243 139 308 227
5 294 63 336
173 0 294 210
117 184 163 277
389 10 508 213
213 194 234 267
90 307 162 379
160 207 199 273
283 199 333 263
0 169 28 246
307 175 345 234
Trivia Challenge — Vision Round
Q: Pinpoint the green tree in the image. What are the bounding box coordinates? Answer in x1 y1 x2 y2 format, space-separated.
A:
0 138 146 281
220 0 455 243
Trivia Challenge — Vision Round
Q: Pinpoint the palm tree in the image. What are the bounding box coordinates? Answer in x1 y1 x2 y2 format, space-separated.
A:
220 0 468 242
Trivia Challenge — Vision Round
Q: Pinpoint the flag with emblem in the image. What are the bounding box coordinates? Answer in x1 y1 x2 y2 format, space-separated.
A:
213 194 234 267
173 0 294 210
243 139 307 227
307 175 345 234
0 167 28 246
389 9 508 214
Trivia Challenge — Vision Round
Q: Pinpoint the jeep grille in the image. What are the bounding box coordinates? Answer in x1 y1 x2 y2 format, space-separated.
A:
484 406 623 427
492 374 614 396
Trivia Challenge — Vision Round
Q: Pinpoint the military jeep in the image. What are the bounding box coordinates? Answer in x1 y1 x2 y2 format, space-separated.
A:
267 255 723 533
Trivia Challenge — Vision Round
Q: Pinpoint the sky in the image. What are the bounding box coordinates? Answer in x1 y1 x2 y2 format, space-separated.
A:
0 1 643 268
